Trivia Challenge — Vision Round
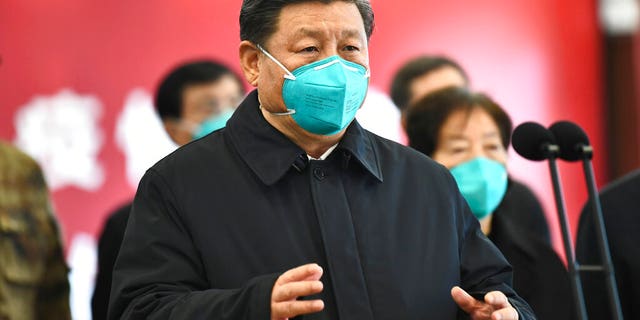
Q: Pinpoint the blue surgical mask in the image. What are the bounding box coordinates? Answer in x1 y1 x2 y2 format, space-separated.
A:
258 45 370 135
449 157 508 220
192 108 235 140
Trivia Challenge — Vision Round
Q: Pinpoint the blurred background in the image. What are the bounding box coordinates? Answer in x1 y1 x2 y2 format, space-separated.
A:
1 0 639 318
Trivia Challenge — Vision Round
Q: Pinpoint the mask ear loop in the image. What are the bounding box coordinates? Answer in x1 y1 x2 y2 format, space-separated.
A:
256 44 297 116
259 105 295 116
256 44 296 80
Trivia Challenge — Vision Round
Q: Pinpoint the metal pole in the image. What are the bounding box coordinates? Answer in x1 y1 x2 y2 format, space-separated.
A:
548 156 588 320
580 147 623 320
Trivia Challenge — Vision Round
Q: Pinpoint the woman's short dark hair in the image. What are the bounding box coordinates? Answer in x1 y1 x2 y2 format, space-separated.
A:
405 87 512 157
155 60 245 120
240 0 374 46
390 55 469 112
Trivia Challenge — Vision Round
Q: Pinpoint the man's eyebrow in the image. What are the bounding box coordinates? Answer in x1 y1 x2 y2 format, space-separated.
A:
341 29 363 38
292 27 323 38
290 28 363 39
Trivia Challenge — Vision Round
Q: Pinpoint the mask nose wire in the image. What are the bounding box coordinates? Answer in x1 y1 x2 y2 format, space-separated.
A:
256 44 297 80
313 56 371 79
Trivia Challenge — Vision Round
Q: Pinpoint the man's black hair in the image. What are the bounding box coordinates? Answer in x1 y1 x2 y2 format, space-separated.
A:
390 55 469 112
155 60 245 120
240 0 374 47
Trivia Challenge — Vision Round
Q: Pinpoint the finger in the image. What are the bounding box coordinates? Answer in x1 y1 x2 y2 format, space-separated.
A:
450 286 480 313
484 291 510 309
272 299 324 319
491 306 519 320
277 264 323 285
273 280 323 302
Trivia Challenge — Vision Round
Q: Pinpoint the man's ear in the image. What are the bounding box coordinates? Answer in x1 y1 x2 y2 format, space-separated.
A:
239 41 260 87
162 119 181 144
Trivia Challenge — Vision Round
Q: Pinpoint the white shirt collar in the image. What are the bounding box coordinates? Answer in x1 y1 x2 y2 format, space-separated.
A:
308 144 338 161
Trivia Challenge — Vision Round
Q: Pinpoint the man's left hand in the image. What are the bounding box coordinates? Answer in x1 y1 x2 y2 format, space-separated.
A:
451 286 519 320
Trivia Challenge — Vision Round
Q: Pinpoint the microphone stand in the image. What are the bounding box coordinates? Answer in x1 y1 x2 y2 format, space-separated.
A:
577 145 623 320
544 144 588 320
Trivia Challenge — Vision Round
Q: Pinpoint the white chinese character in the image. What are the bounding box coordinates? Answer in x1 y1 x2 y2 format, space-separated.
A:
14 89 104 191
115 89 177 189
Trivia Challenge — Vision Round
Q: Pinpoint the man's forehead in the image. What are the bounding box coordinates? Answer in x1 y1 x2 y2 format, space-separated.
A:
268 2 366 37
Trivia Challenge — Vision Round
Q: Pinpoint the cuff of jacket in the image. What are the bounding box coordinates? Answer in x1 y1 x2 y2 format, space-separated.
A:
249 273 281 319
507 297 536 320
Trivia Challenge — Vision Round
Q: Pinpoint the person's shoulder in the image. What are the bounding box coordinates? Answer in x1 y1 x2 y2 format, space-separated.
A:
493 213 547 254
595 168 640 221
364 130 452 182
507 178 534 194
152 129 229 173
366 130 443 167
107 202 133 226
600 168 640 198
504 178 544 209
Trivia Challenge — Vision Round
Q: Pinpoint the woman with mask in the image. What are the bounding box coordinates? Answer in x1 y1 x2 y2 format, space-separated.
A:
405 86 576 320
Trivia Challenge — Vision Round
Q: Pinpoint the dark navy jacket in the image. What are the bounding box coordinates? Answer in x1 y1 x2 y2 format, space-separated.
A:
109 90 535 319
577 169 640 320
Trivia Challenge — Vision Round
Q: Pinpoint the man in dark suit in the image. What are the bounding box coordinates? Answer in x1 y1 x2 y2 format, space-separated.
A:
108 1 535 319
577 169 640 319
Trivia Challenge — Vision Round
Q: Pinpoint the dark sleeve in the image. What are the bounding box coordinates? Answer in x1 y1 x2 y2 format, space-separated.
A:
453 178 536 320
92 204 131 320
108 169 278 320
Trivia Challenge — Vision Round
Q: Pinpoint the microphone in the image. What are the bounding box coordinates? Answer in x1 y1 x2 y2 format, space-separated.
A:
549 121 592 161
512 122 559 160
549 121 623 320
512 122 588 320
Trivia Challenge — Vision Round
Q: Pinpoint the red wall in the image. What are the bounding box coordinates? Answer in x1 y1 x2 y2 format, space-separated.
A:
0 1 604 261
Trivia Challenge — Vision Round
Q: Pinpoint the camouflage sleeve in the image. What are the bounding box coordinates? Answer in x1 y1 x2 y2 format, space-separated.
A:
35 216 71 320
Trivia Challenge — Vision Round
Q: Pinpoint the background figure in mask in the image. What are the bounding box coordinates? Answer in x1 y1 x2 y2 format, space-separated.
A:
406 86 575 320
157 60 247 145
390 55 469 126
390 55 551 245
91 60 245 320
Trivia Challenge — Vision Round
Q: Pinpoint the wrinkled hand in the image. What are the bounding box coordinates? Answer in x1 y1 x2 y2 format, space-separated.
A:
451 286 519 320
271 263 324 320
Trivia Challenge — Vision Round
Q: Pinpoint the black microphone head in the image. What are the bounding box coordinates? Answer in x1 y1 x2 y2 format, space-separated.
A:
512 122 557 161
548 121 590 162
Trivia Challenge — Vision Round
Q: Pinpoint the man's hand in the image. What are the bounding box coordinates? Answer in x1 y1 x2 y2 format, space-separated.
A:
271 263 324 320
451 286 519 320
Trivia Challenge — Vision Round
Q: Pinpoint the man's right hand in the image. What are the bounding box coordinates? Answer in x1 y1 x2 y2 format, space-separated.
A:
271 263 324 320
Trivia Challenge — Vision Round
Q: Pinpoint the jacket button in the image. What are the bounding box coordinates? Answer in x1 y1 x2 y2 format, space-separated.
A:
313 168 326 180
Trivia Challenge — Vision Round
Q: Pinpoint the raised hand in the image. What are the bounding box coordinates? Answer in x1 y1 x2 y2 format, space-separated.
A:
451 286 519 320
271 263 325 320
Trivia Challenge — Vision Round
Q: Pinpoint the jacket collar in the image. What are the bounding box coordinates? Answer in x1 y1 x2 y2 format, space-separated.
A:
225 90 383 185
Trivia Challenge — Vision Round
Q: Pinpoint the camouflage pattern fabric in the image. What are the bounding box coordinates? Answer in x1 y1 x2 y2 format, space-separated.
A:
0 142 71 320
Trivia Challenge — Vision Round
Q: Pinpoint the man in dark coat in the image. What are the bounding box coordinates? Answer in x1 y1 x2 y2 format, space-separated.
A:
108 1 535 319
577 169 640 319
